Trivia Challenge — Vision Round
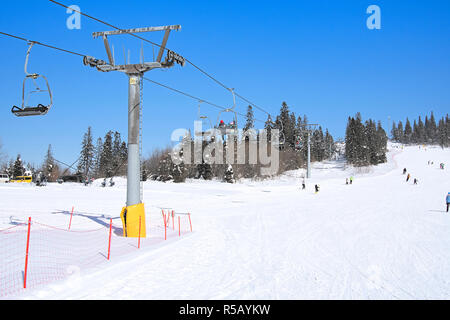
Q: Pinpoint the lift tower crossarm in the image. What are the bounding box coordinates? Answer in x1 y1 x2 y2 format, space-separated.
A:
92 25 181 38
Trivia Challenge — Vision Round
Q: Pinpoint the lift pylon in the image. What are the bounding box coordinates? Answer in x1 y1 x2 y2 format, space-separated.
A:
86 25 184 238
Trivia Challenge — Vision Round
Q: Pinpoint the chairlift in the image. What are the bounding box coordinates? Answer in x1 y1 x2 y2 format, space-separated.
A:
295 135 303 150
11 42 53 117
195 100 214 137
267 117 286 149
215 89 238 137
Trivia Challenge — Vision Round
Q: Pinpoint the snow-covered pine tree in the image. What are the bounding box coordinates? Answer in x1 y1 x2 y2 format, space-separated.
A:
77 127 95 179
112 131 123 175
100 131 114 178
345 114 371 167
426 112 437 144
404 118 412 144
13 154 25 178
277 102 295 149
324 129 335 160
42 145 59 182
397 121 404 144
390 122 397 142
376 121 388 164
224 164 235 183
311 126 325 162
412 120 419 144
437 118 448 148
365 119 378 165
243 105 255 134
417 116 426 144
264 115 274 142
92 137 103 178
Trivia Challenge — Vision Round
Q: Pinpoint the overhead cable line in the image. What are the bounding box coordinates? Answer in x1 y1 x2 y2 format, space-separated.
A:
48 0 276 120
142 77 266 124
0 31 86 57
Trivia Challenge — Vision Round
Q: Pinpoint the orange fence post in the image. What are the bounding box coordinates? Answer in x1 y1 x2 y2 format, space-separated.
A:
162 212 167 241
107 219 112 260
178 216 181 237
24 217 31 289
68 206 74 230
188 213 193 232
172 211 175 230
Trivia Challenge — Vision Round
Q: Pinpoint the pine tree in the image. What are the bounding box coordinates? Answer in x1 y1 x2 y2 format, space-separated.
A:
428 112 437 143
365 119 378 165
13 154 25 178
277 102 295 148
345 114 386 167
404 118 412 144
324 129 335 159
354 116 369 166
224 164 235 183
264 115 273 142
100 131 114 177
417 116 426 144
437 118 448 148
77 127 95 179
43 145 59 182
312 127 325 162
243 106 255 133
397 121 404 143
93 137 103 178
376 121 388 164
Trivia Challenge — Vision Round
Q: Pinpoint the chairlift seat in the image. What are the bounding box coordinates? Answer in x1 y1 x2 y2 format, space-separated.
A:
11 104 49 117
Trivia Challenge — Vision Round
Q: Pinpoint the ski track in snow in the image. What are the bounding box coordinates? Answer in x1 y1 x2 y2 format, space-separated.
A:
1 143 449 299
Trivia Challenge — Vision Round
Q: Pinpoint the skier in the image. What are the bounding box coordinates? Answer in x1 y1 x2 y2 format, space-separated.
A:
350 177 354 185
406 173 411 182
403 168 407 175
301 177 306 190
414 178 418 185
447 193 450 213
346 178 349 185
315 184 320 193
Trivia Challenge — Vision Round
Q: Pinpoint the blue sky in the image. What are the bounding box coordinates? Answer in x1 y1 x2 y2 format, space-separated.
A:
0 0 449 166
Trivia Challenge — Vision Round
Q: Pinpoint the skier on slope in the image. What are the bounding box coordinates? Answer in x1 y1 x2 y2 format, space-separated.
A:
315 184 320 193
403 168 407 175
406 173 411 182
446 193 450 213
301 177 306 190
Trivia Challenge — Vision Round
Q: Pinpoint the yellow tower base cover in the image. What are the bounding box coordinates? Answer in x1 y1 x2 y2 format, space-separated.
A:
120 203 146 238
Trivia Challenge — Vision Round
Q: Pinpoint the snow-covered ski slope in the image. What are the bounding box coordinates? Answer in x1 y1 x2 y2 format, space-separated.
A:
1 144 449 300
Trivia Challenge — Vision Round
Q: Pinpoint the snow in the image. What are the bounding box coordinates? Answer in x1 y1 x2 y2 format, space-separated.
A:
1 143 449 300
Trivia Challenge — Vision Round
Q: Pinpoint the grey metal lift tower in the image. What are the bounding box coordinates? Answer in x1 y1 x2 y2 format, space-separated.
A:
299 124 319 179
85 25 184 237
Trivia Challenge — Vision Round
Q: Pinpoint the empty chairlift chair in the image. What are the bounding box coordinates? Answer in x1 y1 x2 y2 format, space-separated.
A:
11 42 53 117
